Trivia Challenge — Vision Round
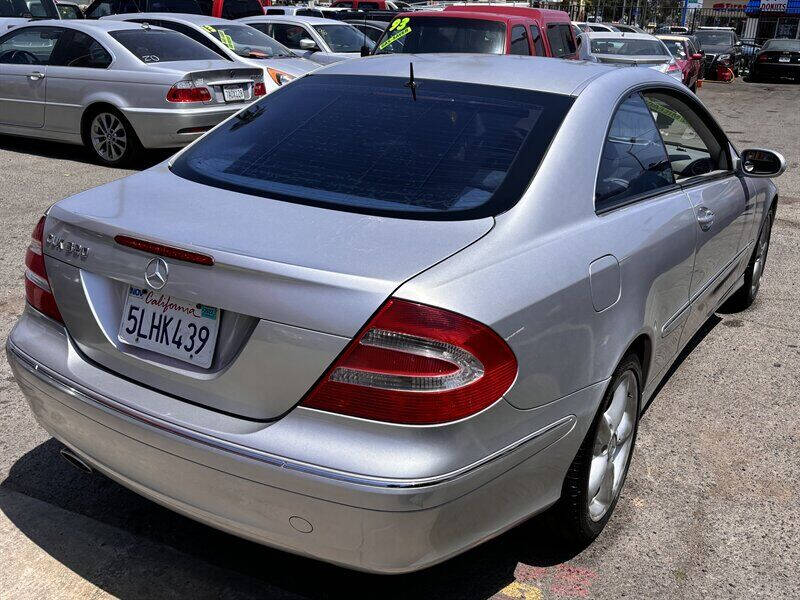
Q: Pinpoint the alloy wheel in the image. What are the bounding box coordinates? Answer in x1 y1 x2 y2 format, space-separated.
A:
587 370 638 522
90 112 128 163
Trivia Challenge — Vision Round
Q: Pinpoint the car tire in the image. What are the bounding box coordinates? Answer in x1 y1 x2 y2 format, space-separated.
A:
543 354 642 549
724 207 774 311
82 107 140 167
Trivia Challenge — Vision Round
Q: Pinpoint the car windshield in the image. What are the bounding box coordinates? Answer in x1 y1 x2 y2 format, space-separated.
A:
313 24 372 52
762 39 800 51
171 74 574 220
375 16 506 54
662 39 687 58
694 31 734 46
110 29 221 63
201 24 294 58
590 38 669 56
1 0 58 18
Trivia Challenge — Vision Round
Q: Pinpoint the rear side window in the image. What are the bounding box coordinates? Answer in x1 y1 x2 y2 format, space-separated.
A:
529 24 545 56
221 0 263 19
172 74 574 220
110 29 220 62
54 30 112 67
509 25 530 55
595 93 674 211
546 23 575 57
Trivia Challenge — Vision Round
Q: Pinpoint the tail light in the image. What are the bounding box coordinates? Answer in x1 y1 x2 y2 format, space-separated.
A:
253 82 267 97
666 62 682 73
266 67 294 87
301 299 517 425
24 216 63 324
758 54 768 62
166 81 211 103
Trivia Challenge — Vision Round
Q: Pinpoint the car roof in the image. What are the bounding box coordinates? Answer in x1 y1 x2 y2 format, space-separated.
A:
396 10 516 22
319 53 629 96
30 18 157 32
240 15 346 25
582 31 657 40
656 34 692 42
105 12 234 27
443 5 570 20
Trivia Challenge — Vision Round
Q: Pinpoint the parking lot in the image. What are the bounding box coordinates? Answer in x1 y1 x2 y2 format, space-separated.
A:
0 78 798 599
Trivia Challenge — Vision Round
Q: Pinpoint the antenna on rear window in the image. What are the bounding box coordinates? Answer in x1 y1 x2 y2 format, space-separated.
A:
404 62 417 101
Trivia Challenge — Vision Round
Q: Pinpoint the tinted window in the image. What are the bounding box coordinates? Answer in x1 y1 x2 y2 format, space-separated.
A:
590 38 669 56
694 30 734 46
57 4 83 18
510 25 530 55
131 20 229 58
296 8 323 17
0 26 62 64
265 8 285 14
221 0 262 19
86 0 139 18
359 2 379 8
314 24 372 52
268 23 311 49
148 0 211 13
0 0 58 17
200 23 293 58
110 29 220 62
376 16 505 55
54 30 111 67
530 24 545 55
171 74 574 220
762 39 800 51
596 93 673 211
643 92 728 180
546 23 575 57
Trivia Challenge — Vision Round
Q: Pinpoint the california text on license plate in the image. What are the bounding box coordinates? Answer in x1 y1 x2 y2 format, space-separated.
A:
118 287 220 368
223 85 246 102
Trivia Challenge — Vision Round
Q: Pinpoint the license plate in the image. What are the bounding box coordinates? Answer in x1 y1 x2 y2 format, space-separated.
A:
779 56 790 62
118 287 220 368
223 85 246 102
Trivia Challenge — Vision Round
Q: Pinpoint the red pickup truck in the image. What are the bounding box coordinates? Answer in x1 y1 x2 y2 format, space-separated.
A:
373 5 577 59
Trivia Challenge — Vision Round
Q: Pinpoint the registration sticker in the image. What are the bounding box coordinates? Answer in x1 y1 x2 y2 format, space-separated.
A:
379 17 411 50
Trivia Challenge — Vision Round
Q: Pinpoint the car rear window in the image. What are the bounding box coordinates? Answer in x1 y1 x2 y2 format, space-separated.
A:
375 17 506 55
171 74 574 220
590 38 669 56
762 39 800 52
694 31 734 46
110 28 221 63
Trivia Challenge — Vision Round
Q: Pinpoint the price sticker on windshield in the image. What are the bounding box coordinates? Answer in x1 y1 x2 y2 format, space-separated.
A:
379 17 411 50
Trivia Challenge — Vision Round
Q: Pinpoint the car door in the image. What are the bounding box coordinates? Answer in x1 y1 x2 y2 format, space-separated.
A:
0 26 64 128
642 90 750 342
43 28 113 135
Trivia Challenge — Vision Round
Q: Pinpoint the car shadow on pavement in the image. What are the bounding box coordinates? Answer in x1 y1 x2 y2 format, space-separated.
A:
0 135 173 171
0 316 722 599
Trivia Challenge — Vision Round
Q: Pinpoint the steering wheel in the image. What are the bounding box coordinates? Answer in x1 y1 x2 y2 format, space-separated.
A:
0 50 40 65
681 157 714 177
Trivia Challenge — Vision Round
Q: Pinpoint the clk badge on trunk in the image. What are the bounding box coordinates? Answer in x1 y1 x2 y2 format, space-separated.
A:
144 258 169 290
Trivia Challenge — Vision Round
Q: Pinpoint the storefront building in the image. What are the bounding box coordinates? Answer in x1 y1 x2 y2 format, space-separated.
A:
743 0 800 41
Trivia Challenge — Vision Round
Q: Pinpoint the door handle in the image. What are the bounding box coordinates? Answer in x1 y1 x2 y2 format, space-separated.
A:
27 71 45 81
696 206 715 231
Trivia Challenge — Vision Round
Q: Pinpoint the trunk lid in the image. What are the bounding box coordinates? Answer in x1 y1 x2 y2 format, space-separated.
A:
44 164 493 420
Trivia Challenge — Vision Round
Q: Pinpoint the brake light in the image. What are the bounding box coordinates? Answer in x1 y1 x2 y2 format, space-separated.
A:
114 235 214 266
667 63 681 73
24 216 63 323
253 82 266 97
301 299 517 425
758 54 768 62
166 81 211 103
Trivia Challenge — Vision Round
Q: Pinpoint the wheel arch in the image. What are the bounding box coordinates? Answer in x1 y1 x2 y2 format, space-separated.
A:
620 332 653 392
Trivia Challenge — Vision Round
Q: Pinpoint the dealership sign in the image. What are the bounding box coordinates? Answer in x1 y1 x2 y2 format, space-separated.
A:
761 0 787 10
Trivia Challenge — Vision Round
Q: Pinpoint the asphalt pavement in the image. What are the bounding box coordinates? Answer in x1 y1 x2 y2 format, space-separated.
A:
1 79 798 600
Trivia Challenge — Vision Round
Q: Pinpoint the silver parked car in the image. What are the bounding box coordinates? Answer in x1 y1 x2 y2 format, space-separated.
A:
0 20 265 165
578 31 684 82
103 13 319 90
1 0 59 31
7 54 785 573
238 15 373 64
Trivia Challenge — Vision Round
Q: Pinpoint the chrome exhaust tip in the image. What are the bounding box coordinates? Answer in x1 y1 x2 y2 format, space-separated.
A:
59 448 93 474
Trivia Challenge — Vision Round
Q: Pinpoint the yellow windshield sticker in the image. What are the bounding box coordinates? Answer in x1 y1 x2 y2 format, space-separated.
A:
201 25 216 32
380 19 411 50
218 30 236 51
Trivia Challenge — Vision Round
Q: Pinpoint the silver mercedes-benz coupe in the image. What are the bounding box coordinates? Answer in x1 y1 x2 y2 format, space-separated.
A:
6 54 785 573
0 20 264 165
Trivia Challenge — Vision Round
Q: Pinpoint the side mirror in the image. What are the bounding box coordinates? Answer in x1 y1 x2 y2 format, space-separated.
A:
691 53 703 60
360 45 370 57
739 148 786 178
299 38 317 51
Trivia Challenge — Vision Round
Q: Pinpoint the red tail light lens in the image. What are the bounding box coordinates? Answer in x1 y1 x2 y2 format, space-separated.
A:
758 54 768 62
253 82 267 96
667 63 681 73
301 299 517 425
24 216 63 324
114 235 214 266
166 82 211 103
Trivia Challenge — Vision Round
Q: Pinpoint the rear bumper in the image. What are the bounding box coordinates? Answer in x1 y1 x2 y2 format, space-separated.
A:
6 307 604 573
750 63 800 79
121 105 245 149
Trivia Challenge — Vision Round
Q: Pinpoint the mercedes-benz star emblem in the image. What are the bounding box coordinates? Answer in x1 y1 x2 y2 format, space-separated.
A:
144 257 169 290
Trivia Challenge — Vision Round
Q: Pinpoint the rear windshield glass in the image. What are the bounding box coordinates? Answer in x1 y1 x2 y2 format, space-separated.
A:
590 38 669 56
376 16 506 54
313 24 372 52
1 0 58 18
171 74 574 220
200 24 294 58
762 39 800 52
110 28 220 63
662 39 686 58
694 30 734 46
